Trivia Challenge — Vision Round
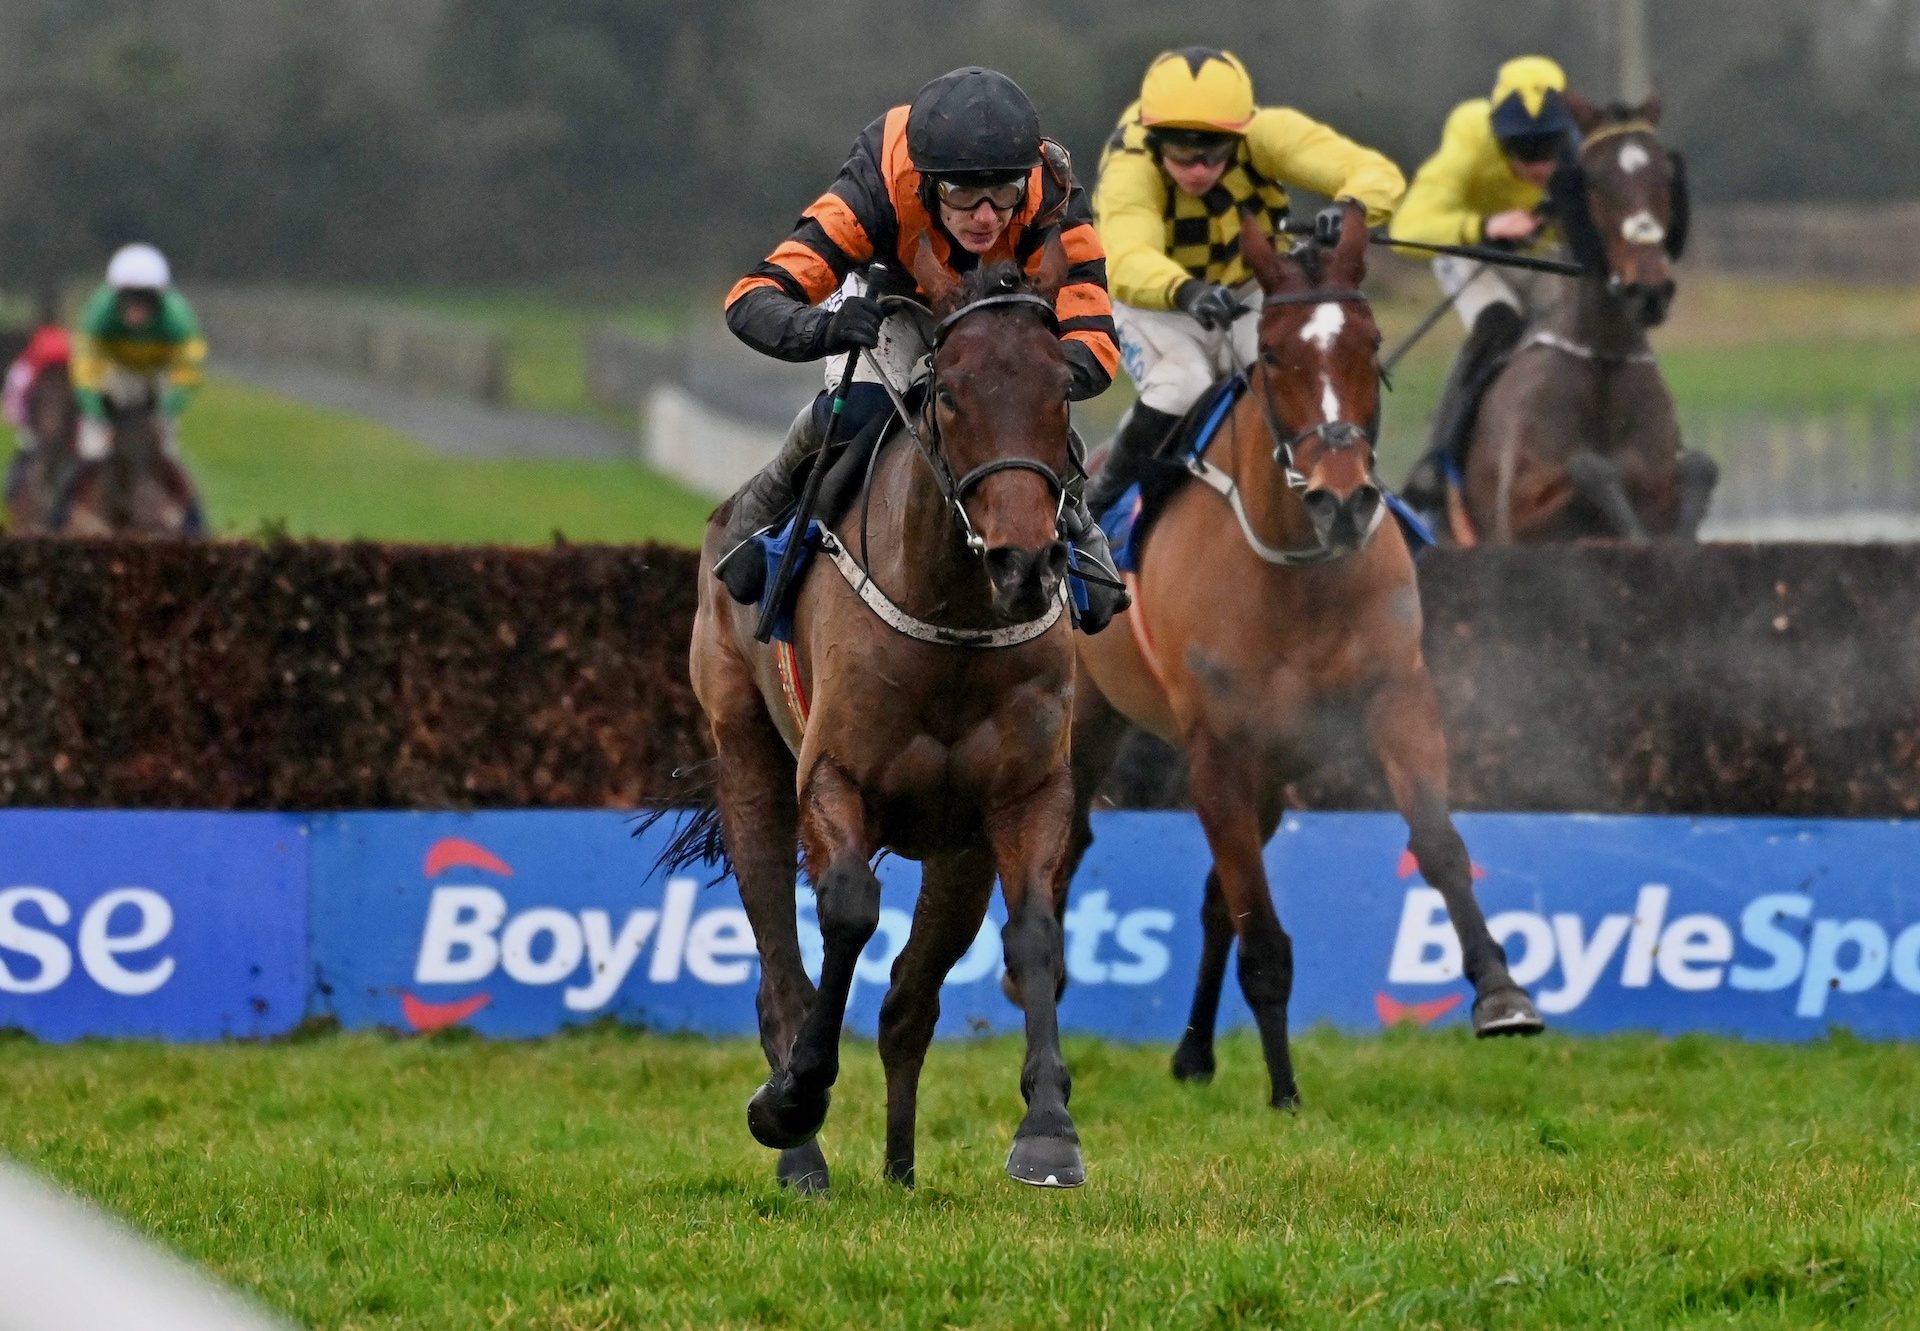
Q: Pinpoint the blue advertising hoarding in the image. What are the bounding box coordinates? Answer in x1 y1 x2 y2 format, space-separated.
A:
0 811 308 1041
5 807 1920 1043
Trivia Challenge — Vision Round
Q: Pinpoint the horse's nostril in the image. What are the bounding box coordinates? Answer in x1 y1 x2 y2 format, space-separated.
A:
984 547 1025 585
1043 540 1069 583
1303 490 1339 527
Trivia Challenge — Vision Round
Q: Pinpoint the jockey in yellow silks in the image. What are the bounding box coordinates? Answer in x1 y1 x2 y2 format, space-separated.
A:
1391 56 1579 510
1086 47 1403 518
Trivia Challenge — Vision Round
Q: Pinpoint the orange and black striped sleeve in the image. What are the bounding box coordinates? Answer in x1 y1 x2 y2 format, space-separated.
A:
1022 165 1120 400
725 116 894 362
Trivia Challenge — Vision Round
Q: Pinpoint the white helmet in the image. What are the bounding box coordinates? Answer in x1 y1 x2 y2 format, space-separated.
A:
106 243 171 290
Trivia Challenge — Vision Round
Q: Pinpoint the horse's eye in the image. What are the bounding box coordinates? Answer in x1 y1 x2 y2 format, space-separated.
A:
1260 347 1281 368
937 388 958 413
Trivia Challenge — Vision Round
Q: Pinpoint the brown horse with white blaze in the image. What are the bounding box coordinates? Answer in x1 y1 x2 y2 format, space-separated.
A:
1460 94 1715 542
1068 206 1542 1110
687 238 1089 1191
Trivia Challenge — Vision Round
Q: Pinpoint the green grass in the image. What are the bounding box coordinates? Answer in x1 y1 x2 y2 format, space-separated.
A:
6 1027 1918 1329
177 378 711 546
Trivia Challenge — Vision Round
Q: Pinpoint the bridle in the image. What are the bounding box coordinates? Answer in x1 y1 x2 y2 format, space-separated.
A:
912 291 1070 555
826 286 1079 648
1243 288 1377 499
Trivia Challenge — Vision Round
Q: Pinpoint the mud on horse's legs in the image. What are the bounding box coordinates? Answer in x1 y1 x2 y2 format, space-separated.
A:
1364 674 1543 1035
877 848 996 1187
747 763 879 1152
1188 732 1299 1109
992 772 1085 1187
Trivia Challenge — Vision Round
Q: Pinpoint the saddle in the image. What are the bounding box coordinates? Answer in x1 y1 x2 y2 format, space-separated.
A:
743 401 906 642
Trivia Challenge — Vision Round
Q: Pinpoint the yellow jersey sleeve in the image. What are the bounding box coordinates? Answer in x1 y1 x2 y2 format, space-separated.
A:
1391 100 1501 249
1242 107 1404 227
1093 138 1192 311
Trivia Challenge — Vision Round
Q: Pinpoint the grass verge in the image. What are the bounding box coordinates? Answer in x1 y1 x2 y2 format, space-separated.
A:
5 1026 1917 1329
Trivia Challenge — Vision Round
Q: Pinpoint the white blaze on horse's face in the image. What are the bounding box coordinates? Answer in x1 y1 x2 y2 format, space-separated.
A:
1298 302 1347 422
1617 141 1652 174
1621 210 1667 245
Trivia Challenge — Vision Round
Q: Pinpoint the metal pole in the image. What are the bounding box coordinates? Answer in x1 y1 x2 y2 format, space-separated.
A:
1618 0 1652 103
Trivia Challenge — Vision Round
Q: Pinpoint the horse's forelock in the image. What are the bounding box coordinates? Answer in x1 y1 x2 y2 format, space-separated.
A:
953 260 1036 308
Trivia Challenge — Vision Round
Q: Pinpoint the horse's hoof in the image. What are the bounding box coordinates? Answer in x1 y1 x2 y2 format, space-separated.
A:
777 1141 830 1195
1170 1038 1216 1084
1473 986 1545 1037
1005 1134 1085 1189
1271 1089 1302 1113
748 1077 830 1150
884 1157 915 1189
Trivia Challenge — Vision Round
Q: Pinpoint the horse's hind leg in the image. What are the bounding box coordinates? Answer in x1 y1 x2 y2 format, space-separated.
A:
878 847 995 1187
747 761 878 1152
702 648 824 1188
991 768 1084 1187
1365 671 1543 1036
1674 448 1718 539
1171 870 1232 1084
1188 735 1297 1108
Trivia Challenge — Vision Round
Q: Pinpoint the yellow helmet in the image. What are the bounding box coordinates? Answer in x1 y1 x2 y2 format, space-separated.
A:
1139 48 1256 134
1489 56 1574 140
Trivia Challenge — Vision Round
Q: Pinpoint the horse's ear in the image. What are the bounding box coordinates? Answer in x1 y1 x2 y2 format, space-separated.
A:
1030 231 1069 304
1328 199 1369 288
908 240 961 314
1564 89 1606 136
1238 209 1290 292
1636 92 1663 126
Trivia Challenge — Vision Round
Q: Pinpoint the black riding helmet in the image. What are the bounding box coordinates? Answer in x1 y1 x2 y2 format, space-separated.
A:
907 67 1042 177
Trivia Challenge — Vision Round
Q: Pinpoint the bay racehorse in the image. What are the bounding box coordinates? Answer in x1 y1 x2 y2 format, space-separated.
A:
5 361 77 533
1068 206 1542 1111
56 390 201 538
684 239 1089 1191
1457 94 1716 543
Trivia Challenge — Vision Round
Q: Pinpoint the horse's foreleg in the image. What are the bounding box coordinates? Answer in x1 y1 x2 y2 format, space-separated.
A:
1674 448 1718 540
1364 672 1543 1036
747 761 878 1153
1188 733 1297 1109
990 768 1084 1187
1564 450 1649 539
1171 869 1232 1084
704 657 826 1189
877 847 995 1187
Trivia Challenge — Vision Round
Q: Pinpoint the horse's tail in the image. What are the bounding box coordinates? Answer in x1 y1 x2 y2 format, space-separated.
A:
631 759 735 886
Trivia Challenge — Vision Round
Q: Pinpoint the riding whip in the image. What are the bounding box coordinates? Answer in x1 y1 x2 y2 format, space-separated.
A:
753 267 881 643
1367 231 1584 277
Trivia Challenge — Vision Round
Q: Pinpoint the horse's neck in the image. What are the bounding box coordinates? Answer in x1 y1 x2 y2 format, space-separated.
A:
1550 276 1651 360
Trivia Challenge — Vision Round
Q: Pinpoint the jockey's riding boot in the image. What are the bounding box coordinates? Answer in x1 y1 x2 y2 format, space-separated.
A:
715 403 825 606
1058 491 1130 635
1425 302 1525 478
1085 404 1180 521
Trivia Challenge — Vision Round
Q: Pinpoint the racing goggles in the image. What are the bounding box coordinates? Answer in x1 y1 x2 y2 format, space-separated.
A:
1149 129 1240 168
1501 132 1567 164
933 174 1029 213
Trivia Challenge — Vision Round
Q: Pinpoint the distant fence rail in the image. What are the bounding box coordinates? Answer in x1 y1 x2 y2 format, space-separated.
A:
192 286 509 405
1693 397 1920 538
1692 201 1920 283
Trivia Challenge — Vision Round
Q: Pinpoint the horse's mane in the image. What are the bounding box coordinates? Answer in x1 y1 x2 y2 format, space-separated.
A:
948 260 1048 314
1283 241 1328 285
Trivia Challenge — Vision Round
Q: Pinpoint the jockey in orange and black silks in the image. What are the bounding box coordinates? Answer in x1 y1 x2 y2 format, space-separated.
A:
718 67 1128 631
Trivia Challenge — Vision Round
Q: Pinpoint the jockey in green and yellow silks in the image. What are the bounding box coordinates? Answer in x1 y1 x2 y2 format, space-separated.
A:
1391 56 1581 514
1087 48 1404 519
57 243 208 532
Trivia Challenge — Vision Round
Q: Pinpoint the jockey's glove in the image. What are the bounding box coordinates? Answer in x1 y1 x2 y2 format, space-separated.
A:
1175 280 1244 332
819 296 886 355
76 417 111 462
